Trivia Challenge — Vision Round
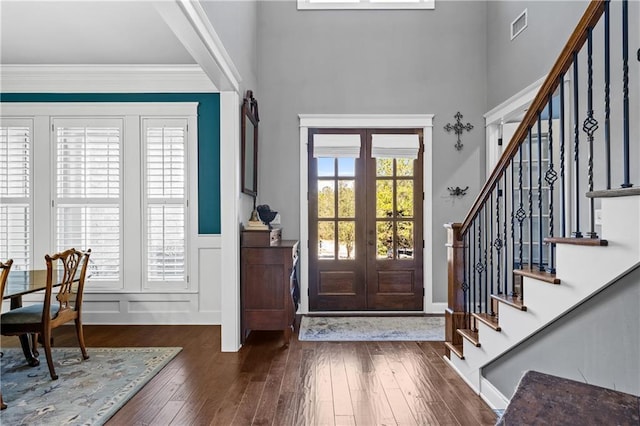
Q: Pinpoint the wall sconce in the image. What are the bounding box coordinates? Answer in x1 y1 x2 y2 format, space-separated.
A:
448 186 469 197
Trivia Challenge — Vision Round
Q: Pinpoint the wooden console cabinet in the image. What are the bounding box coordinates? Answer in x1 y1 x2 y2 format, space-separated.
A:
240 231 298 345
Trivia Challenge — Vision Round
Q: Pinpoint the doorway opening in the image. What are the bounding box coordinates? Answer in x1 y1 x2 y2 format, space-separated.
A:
298 114 435 314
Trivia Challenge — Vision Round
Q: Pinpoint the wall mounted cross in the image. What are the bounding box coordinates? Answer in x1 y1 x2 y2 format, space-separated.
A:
444 112 474 151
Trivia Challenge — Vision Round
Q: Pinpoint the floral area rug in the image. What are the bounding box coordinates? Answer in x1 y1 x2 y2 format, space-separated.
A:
298 316 444 341
1 346 181 425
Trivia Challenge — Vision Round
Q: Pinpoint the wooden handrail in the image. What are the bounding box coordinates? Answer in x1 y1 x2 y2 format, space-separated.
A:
459 0 606 238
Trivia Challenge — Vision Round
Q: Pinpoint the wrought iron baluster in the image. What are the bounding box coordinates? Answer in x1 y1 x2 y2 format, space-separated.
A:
621 0 632 188
528 128 534 269
495 186 502 296
560 74 567 237
462 229 468 321
583 28 599 238
510 161 516 297
547 95 557 273
476 218 483 313
516 144 525 298
604 0 611 189
504 172 509 296
572 55 583 238
490 192 495 305
466 231 471 323
484 206 489 314
537 117 544 271
472 221 477 313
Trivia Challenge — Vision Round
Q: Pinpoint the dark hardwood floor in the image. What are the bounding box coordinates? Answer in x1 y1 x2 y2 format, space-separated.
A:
1 324 496 425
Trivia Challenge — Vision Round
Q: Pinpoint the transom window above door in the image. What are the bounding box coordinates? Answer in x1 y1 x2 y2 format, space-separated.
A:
297 0 435 10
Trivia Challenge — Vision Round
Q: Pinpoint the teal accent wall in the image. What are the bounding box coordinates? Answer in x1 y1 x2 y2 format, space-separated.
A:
0 93 221 234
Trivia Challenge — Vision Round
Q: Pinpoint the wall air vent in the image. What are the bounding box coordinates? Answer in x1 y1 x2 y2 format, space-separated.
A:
511 9 528 41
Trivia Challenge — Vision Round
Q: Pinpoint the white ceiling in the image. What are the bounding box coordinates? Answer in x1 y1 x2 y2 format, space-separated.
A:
0 1 196 65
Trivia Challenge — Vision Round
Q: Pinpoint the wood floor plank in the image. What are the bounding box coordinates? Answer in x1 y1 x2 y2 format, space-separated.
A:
251 345 289 425
329 343 354 417
1 324 496 426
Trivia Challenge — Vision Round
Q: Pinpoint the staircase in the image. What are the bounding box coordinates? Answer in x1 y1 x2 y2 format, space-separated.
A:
443 0 639 409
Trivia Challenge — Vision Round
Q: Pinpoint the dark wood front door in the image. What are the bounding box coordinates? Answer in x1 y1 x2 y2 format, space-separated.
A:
308 128 423 311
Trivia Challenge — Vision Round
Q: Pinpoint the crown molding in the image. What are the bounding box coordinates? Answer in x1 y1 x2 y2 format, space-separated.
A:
0 64 217 93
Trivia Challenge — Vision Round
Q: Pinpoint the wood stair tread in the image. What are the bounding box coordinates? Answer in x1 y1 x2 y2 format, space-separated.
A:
514 266 561 284
444 341 464 359
471 312 501 331
491 293 527 311
587 187 640 198
544 237 608 246
457 329 481 347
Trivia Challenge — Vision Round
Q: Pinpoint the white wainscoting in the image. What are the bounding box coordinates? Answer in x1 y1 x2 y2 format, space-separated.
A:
8 236 222 325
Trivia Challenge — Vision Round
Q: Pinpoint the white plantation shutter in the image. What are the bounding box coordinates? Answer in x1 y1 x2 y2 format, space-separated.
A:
143 119 187 284
0 120 32 270
54 119 122 282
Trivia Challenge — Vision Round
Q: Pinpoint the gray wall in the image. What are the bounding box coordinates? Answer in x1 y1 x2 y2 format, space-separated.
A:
486 0 588 110
202 0 259 94
256 0 488 304
483 263 640 399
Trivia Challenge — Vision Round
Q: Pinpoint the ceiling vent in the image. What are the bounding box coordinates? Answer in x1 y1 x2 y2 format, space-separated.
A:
511 9 528 41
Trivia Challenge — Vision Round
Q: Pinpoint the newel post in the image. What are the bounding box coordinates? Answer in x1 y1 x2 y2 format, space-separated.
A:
444 223 466 357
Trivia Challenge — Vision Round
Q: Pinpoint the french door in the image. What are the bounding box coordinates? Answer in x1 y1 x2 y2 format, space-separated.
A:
308 128 423 311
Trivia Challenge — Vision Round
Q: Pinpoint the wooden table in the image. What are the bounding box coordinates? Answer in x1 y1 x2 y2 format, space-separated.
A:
2 269 71 366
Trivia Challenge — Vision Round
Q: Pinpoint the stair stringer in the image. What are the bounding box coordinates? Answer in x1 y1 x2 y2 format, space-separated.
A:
446 195 640 409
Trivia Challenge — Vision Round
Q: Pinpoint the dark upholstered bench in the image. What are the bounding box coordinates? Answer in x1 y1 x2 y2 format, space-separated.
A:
496 371 640 425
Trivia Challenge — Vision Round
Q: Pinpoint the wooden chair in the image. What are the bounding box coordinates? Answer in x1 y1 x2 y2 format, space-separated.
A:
0 259 14 410
0 249 91 380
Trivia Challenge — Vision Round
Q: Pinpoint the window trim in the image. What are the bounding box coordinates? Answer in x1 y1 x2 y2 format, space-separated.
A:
142 117 190 290
52 117 124 289
297 0 435 10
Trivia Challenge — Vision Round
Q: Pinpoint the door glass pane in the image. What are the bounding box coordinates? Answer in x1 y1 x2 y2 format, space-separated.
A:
397 221 414 259
338 221 355 259
338 158 355 177
318 221 335 259
396 158 414 176
376 158 393 176
376 221 393 259
338 180 355 218
396 180 414 218
376 180 393 218
317 157 335 177
318 180 335 218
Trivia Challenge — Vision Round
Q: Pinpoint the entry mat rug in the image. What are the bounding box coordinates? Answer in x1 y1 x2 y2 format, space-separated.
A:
1 346 182 425
299 315 445 341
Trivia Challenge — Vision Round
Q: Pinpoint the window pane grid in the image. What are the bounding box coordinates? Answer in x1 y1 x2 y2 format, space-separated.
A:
56 205 120 281
146 127 185 199
0 126 30 198
0 204 30 270
147 205 185 281
56 126 120 198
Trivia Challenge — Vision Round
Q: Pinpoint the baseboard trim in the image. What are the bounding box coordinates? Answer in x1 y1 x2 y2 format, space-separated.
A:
480 376 510 410
443 355 479 393
82 310 221 325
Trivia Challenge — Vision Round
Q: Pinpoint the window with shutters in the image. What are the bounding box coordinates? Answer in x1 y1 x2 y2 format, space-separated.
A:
53 118 122 284
1 102 196 294
0 119 32 271
143 119 188 287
